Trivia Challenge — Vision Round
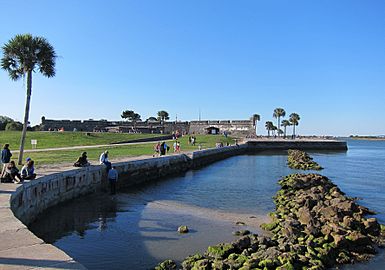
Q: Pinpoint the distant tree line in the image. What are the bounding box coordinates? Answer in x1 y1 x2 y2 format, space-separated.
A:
0 116 42 131
0 116 23 131
121 110 170 123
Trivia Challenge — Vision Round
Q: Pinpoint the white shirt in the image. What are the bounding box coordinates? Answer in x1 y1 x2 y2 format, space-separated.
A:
99 153 109 164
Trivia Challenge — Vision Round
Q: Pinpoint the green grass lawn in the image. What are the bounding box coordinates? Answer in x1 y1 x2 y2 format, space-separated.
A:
4 134 236 167
0 131 164 150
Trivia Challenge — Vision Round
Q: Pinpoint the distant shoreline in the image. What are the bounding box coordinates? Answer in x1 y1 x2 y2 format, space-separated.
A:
350 137 385 141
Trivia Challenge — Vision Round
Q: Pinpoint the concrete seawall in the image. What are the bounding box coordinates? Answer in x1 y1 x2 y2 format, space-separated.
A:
246 140 348 151
1 140 347 269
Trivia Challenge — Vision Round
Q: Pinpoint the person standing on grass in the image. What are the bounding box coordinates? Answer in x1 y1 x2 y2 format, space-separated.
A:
1 144 12 178
108 166 118 195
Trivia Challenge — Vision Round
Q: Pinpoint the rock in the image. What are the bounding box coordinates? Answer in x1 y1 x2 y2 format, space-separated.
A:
192 259 211 270
331 232 348 248
321 206 337 220
155 260 177 270
233 230 251 236
346 231 372 246
236 221 246 226
232 236 251 251
178 225 189 233
297 207 313 225
206 243 235 259
182 254 204 270
363 218 381 236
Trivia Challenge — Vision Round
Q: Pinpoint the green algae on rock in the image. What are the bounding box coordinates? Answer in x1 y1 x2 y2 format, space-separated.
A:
154 174 385 270
287 149 323 170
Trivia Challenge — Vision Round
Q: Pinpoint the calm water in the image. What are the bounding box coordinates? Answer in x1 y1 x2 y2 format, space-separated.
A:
29 140 385 270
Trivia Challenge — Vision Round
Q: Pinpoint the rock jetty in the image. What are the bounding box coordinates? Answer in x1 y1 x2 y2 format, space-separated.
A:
287 149 323 170
154 173 385 270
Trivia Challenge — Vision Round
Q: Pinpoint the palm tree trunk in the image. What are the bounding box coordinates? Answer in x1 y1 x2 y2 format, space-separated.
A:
284 127 286 138
18 70 32 165
277 117 280 137
293 125 296 139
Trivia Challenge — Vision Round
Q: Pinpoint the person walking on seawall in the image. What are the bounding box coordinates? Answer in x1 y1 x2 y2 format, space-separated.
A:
108 166 118 195
100 150 112 171
1 144 12 178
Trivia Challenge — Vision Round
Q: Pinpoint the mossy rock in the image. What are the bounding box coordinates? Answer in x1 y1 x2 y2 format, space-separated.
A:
182 254 204 269
380 224 385 232
206 243 234 259
233 230 251 236
191 259 211 270
260 221 279 231
155 260 177 270
178 225 189 233
276 262 295 270
258 259 274 268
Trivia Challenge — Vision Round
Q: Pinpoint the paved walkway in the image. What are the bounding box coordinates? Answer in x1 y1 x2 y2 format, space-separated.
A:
0 182 87 269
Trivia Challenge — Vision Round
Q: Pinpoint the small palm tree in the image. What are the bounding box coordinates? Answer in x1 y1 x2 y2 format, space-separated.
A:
1 34 56 164
265 121 274 137
289 113 300 139
281 120 291 138
273 108 286 137
157 110 170 133
272 125 277 136
251 114 260 135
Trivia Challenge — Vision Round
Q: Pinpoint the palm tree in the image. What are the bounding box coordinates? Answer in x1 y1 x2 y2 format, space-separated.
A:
157 110 169 134
289 113 300 139
272 125 277 136
265 121 274 137
251 114 260 135
281 120 291 139
273 108 286 137
1 34 56 164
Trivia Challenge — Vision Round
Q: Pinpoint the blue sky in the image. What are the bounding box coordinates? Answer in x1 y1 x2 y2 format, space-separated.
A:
1 0 384 136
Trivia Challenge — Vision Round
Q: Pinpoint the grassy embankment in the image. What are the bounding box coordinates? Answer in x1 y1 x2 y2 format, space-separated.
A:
0 131 235 166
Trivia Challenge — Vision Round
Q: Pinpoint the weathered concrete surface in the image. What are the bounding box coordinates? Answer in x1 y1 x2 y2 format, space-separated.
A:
0 183 86 270
0 140 347 269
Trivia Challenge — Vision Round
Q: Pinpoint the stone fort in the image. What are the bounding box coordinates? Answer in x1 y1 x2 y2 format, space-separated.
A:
40 116 255 136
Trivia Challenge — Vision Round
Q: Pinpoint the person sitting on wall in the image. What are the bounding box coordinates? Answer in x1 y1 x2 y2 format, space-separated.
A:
21 159 37 180
74 152 90 167
99 150 112 171
4 161 23 183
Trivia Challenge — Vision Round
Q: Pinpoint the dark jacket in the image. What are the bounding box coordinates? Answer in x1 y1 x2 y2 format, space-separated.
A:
1 149 12 163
